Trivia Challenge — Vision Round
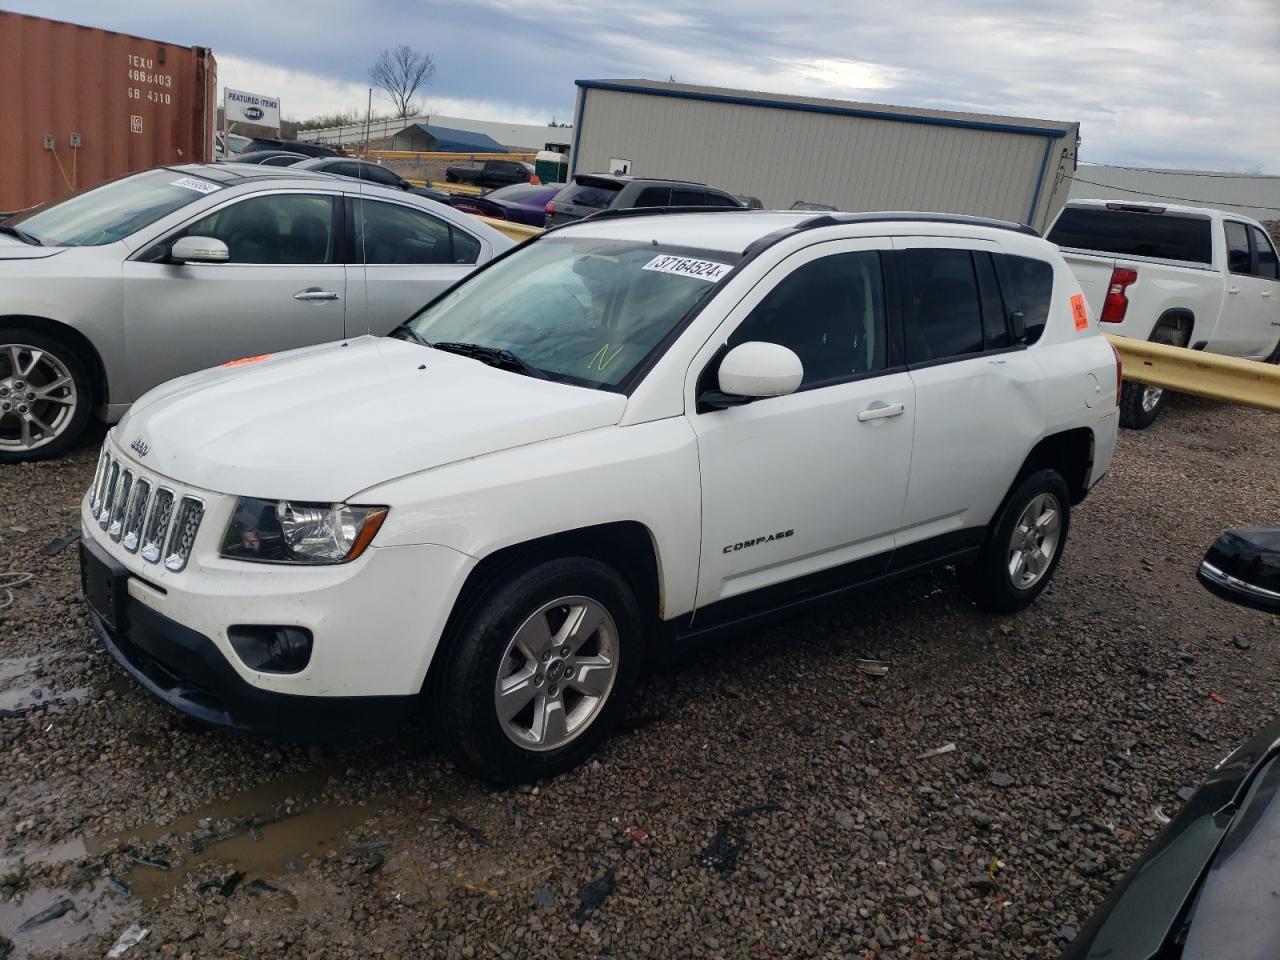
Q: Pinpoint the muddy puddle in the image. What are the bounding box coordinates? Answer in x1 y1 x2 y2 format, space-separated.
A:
86 767 390 900
0 881 133 960
0 655 91 715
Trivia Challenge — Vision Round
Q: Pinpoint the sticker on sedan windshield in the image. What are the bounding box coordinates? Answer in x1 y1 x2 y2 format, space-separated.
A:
169 176 221 195
642 255 732 283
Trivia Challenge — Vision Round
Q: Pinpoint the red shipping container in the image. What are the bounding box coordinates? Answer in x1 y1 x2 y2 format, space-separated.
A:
0 11 217 213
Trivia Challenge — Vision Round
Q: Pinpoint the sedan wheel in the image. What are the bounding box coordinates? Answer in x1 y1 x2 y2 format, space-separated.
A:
0 342 80 453
1141 385 1164 413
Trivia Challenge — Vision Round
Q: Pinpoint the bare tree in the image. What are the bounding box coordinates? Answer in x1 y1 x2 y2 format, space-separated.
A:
369 46 437 119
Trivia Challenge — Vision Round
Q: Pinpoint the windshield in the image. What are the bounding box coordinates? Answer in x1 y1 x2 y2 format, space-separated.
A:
404 237 739 389
4 168 218 246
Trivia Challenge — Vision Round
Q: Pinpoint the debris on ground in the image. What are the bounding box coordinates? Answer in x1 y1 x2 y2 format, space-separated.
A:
105 925 149 958
571 870 616 921
856 658 890 677
445 815 493 847
16 897 74 931
917 742 957 760
1152 806 1171 825
1209 692 1228 704
699 821 748 872
989 772 1016 788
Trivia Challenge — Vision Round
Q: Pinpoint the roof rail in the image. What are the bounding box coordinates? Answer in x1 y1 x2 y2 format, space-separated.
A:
793 211 1039 236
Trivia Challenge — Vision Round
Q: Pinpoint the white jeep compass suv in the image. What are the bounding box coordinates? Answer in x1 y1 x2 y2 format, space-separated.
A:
80 209 1120 782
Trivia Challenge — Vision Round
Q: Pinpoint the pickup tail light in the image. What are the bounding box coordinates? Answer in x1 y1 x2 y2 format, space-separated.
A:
545 202 555 217
1108 339 1123 406
1100 267 1138 322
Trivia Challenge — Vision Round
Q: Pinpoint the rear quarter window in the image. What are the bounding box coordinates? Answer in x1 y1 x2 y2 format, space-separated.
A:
993 254 1055 345
1048 208 1212 264
560 182 621 210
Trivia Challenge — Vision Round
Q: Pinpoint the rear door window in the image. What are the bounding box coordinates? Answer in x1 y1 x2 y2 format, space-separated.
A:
1048 208 1212 264
354 199 480 265
1249 226 1278 280
902 249 985 364
1225 222 1252 275
993 254 1055 345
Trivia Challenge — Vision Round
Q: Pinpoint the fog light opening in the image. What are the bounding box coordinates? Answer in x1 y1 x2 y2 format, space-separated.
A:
228 625 314 674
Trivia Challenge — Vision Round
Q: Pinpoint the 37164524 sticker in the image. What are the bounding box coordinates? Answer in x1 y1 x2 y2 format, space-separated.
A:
169 176 220 195
642 255 732 283
1070 294 1089 331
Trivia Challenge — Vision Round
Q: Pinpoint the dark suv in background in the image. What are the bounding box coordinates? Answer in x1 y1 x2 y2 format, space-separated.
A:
544 174 744 226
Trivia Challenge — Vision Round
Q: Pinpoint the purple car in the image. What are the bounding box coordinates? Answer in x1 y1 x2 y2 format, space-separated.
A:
448 183 562 228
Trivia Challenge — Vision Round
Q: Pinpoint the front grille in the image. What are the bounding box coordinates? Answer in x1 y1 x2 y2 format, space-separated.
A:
142 489 175 564
108 470 133 541
121 479 151 553
165 498 204 572
88 442 204 573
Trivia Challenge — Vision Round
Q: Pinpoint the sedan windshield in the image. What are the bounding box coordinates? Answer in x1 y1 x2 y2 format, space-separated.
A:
404 237 740 389
4 169 218 246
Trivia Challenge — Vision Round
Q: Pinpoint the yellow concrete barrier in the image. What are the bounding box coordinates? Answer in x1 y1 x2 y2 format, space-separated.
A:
475 216 542 243
1106 335 1280 412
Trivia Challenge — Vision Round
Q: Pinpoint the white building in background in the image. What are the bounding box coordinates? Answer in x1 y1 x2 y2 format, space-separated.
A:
1068 165 1280 223
569 79 1080 230
299 113 572 152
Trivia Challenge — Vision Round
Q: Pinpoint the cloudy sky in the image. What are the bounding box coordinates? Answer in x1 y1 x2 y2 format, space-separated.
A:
10 0 1280 172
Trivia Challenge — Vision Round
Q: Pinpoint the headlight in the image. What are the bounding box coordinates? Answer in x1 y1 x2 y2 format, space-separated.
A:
220 499 388 564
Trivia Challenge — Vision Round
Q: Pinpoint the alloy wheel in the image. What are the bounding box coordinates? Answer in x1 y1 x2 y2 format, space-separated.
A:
0 344 78 452
1007 492 1063 590
494 595 619 751
1141 385 1164 413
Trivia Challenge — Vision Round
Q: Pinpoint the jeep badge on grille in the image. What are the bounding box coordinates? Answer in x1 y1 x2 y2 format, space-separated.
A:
130 437 150 457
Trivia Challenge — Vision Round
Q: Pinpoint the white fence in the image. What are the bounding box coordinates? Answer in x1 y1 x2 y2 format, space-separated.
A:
297 115 430 146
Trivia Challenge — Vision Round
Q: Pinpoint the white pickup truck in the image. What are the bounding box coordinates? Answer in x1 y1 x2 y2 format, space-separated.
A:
1047 200 1280 427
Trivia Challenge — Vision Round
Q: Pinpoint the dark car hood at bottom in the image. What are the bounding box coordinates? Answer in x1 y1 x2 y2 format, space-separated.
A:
1061 717 1280 960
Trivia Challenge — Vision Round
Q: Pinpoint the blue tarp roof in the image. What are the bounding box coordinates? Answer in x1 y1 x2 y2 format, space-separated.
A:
408 124 506 152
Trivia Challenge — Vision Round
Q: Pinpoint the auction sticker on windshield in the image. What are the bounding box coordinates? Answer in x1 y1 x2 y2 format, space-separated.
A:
169 177 221 195
642 255 732 283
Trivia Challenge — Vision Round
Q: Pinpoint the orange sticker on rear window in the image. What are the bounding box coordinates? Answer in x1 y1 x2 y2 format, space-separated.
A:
220 354 273 367
1070 294 1089 331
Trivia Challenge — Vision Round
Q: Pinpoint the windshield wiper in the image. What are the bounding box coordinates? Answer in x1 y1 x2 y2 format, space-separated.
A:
391 322 429 347
428 341 549 380
0 224 41 246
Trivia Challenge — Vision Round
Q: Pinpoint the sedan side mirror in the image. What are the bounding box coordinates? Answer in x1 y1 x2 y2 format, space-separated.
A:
701 342 803 410
170 236 229 264
1199 527 1280 614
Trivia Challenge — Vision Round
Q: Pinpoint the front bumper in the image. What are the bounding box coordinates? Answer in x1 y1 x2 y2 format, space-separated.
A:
84 539 415 739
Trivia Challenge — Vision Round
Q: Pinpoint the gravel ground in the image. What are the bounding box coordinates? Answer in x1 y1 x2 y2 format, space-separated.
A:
2 394 1278 959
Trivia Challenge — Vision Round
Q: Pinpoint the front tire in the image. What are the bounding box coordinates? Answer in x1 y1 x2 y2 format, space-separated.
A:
0 328 94 462
962 469 1071 614
1118 380 1166 429
436 557 643 783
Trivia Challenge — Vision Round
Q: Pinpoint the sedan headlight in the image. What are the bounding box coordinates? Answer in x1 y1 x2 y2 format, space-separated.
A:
220 499 388 564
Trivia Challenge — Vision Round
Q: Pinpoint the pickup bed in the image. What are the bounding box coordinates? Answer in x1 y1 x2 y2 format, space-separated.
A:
1047 200 1280 427
445 158 533 189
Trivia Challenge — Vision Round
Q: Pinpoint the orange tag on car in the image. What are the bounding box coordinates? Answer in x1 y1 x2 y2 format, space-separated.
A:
220 354 273 367
1070 295 1088 331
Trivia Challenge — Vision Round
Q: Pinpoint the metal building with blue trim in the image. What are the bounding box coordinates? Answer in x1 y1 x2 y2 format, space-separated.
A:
570 79 1079 231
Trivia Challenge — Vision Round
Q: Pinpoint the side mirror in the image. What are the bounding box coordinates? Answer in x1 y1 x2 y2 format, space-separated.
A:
1199 527 1280 614
1008 310 1027 343
701 342 803 410
170 236 229 264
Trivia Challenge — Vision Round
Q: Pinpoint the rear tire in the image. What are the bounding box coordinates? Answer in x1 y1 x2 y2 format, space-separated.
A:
1118 379 1166 429
961 469 1071 614
435 557 643 783
0 326 94 462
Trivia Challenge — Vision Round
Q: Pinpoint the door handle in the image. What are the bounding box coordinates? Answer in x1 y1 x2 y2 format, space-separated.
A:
857 401 905 422
1227 286 1240 295
1262 291 1273 298
293 288 340 302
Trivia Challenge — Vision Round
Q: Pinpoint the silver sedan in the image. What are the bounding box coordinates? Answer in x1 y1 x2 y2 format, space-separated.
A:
0 163 513 461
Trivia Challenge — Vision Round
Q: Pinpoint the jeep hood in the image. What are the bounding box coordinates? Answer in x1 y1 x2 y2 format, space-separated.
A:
118 336 627 501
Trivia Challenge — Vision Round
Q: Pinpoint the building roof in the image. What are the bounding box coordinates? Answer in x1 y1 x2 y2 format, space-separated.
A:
403 124 508 152
576 79 1079 139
